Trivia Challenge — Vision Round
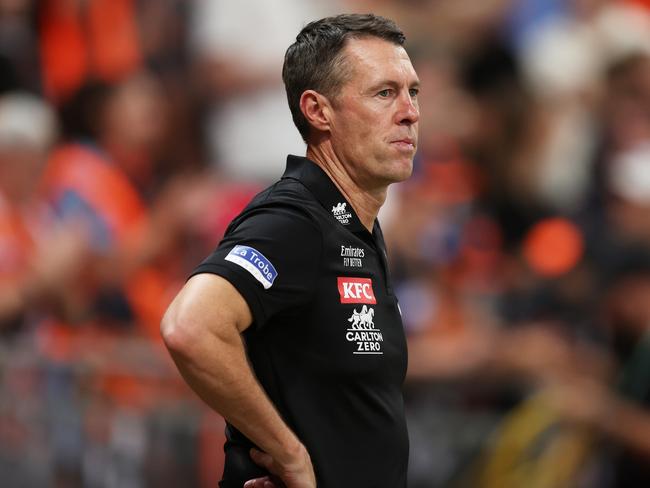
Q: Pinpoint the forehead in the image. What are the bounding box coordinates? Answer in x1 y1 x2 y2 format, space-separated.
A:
341 37 418 87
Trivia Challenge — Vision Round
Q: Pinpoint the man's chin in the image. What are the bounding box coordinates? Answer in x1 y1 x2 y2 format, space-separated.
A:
391 158 414 182
380 167 412 187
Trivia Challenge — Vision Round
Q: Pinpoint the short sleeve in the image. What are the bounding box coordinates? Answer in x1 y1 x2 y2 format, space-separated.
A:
190 204 322 329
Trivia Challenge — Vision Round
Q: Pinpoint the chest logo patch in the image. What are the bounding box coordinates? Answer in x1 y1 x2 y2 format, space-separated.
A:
225 245 278 289
331 202 352 225
341 245 364 268
337 277 376 304
346 305 383 355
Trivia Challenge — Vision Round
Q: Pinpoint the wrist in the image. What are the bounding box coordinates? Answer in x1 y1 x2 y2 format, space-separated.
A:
275 437 309 469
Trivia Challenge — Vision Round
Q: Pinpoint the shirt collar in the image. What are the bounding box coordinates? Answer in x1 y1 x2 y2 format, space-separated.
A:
282 154 368 233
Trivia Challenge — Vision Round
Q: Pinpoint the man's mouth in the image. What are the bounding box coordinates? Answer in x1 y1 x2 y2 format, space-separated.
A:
390 138 416 150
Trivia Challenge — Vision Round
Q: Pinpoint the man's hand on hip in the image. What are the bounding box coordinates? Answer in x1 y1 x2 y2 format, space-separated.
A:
244 446 316 488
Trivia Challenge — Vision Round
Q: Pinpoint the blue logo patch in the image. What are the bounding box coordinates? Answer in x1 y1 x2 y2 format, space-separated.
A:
225 245 278 289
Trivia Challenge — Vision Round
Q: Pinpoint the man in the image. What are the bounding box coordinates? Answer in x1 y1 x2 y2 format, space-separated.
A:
161 13 420 487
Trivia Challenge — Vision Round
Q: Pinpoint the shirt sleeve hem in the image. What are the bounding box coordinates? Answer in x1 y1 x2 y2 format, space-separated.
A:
189 263 268 328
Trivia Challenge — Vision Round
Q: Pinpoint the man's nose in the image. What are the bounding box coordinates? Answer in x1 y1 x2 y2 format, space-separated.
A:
396 92 419 125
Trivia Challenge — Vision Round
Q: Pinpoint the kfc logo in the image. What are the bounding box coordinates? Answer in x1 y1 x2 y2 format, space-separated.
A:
337 277 376 304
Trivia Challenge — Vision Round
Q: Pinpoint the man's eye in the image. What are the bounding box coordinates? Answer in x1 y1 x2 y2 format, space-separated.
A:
409 88 419 97
378 89 391 97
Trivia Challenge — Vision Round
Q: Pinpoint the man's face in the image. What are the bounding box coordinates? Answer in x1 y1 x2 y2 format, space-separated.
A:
327 37 420 189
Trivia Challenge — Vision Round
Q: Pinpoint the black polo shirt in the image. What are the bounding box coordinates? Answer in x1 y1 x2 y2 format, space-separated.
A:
192 155 408 488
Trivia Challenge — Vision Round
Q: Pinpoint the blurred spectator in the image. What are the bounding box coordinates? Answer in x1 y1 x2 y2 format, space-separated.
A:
512 0 650 212
38 0 203 174
190 0 340 181
38 0 142 104
598 52 650 246
0 91 87 329
530 250 650 488
42 72 210 337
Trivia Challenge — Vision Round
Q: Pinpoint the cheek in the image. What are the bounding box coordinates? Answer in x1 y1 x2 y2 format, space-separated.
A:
332 103 389 158
335 112 369 147
341 100 382 128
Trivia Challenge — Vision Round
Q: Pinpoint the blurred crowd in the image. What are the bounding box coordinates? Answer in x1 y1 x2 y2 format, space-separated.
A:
2 0 650 487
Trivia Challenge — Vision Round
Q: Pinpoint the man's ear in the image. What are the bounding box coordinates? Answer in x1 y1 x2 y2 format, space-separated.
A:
299 90 332 133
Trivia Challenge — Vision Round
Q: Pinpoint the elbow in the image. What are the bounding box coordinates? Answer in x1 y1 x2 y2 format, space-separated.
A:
160 304 195 358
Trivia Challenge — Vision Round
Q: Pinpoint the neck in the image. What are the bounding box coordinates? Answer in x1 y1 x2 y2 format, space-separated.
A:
306 143 386 232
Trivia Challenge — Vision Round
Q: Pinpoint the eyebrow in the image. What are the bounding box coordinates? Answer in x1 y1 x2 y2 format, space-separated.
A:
368 79 421 92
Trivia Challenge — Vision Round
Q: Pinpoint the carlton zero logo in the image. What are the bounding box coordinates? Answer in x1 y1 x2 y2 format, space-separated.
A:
225 245 278 289
346 305 383 354
337 277 376 304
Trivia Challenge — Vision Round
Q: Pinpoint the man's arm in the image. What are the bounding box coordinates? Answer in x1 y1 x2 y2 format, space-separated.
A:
160 273 316 487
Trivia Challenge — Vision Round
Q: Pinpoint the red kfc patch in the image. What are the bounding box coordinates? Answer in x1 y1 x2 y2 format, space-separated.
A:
337 277 376 304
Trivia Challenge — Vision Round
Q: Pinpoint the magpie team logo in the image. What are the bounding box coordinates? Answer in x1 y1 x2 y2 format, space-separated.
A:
331 202 352 225
225 245 278 289
332 202 346 214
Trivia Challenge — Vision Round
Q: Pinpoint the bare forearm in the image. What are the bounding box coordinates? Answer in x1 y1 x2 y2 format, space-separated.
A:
166 320 303 465
161 274 314 486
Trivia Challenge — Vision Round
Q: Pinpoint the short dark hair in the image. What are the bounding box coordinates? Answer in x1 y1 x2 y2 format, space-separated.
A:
282 13 406 142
